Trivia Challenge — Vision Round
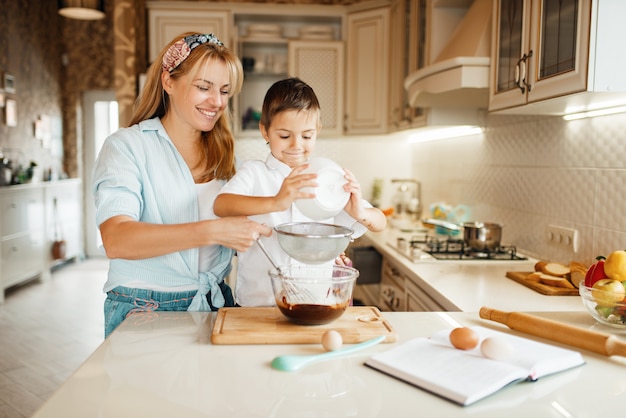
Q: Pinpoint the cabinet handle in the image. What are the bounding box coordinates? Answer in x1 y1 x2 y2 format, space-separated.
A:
515 56 524 93
515 51 533 94
515 55 526 93
522 50 533 92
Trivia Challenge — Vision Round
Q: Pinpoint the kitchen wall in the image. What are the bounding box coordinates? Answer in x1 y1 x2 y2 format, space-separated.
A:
235 133 413 213
410 111 626 266
0 0 64 178
0 0 114 180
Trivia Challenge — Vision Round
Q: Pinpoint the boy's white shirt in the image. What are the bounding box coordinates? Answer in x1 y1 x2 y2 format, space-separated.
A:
218 153 369 306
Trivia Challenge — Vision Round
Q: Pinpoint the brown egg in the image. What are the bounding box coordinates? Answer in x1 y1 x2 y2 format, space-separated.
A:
321 330 343 351
449 327 480 350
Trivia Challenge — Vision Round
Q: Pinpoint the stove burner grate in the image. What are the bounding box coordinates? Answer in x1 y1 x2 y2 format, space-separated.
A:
404 235 527 261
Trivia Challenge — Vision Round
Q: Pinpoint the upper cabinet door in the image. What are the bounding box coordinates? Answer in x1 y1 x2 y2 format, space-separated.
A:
345 7 391 135
527 0 590 103
289 41 345 137
489 0 591 112
490 0 531 110
148 8 231 63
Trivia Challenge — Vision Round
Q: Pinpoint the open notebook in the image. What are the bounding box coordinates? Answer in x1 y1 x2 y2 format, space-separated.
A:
364 326 585 406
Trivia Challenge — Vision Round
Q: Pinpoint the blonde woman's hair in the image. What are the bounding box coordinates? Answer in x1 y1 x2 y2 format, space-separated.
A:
131 32 244 182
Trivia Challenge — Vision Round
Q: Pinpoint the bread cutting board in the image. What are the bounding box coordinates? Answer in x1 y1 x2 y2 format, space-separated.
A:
506 271 579 296
211 306 397 345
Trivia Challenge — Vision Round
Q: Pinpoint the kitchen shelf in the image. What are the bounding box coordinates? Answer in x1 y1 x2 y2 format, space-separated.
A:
239 37 288 45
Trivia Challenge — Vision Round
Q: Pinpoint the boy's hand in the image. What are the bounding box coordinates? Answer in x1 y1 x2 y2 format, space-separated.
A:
274 164 317 211
342 168 366 219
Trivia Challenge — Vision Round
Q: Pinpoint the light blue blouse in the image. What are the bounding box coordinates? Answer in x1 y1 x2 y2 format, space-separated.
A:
93 117 233 310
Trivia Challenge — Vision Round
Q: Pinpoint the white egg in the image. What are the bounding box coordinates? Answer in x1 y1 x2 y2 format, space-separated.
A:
321 330 343 351
480 337 515 361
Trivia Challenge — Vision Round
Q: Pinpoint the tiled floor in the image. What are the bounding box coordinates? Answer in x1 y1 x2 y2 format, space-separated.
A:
0 257 109 417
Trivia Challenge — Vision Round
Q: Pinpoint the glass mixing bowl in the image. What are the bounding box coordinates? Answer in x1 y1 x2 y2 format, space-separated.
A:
269 264 359 325
579 284 626 328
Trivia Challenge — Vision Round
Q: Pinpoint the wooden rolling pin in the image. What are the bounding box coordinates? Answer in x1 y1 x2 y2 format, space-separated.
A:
479 306 626 357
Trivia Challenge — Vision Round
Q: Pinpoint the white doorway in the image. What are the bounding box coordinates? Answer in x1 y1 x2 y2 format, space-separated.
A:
83 91 118 258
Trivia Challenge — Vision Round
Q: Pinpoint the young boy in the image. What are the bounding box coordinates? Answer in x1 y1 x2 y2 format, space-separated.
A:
214 77 386 306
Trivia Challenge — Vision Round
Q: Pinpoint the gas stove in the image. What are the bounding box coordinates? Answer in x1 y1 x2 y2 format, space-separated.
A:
388 233 529 263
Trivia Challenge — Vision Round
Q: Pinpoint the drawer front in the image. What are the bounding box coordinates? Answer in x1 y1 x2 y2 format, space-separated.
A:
2 232 45 287
353 283 381 307
406 279 445 312
0 189 45 237
45 183 81 224
379 259 406 311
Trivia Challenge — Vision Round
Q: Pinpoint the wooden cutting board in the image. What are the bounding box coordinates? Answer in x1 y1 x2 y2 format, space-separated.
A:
211 306 397 345
506 271 579 296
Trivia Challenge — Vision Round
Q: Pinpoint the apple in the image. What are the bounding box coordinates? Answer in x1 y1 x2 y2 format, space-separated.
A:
591 279 626 307
584 259 607 287
595 305 614 319
604 250 626 281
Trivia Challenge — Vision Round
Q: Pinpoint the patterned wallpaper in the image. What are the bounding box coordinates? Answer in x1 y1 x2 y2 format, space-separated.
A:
0 0 114 179
0 0 64 178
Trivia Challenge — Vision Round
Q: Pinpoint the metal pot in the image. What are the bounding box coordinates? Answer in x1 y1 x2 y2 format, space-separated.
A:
462 222 502 251
422 219 503 251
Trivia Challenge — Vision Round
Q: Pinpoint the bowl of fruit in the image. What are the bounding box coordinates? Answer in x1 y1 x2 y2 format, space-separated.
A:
579 250 626 328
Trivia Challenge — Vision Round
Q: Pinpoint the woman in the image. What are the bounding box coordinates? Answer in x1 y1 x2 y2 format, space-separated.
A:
93 33 271 337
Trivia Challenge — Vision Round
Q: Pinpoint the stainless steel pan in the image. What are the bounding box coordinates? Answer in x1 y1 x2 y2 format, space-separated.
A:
422 219 503 251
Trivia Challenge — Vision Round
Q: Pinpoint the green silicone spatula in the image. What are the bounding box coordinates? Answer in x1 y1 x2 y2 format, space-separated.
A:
271 335 386 372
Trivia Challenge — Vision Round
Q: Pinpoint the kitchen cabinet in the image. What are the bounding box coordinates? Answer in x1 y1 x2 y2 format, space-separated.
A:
379 258 407 311
388 0 410 130
489 0 626 115
288 41 344 136
345 6 391 134
343 0 412 134
148 1 413 136
0 187 45 303
0 180 84 303
406 276 445 311
380 255 447 312
234 12 343 136
147 3 232 63
148 2 344 137
236 37 289 133
44 179 84 268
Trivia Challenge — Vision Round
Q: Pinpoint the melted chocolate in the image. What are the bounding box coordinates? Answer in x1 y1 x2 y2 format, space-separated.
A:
276 301 348 325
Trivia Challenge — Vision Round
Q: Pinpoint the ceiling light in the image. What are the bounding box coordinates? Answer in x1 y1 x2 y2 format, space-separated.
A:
58 0 105 20
563 105 626 121
408 125 484 143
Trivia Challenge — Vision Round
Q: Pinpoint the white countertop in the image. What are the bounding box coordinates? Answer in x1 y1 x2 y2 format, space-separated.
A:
362 228 586 312
33 310 626 417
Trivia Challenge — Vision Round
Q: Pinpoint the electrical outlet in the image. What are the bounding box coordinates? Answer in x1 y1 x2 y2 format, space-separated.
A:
546 225 579 252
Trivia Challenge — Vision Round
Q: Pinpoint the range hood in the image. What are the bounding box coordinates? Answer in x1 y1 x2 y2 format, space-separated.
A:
404 0 492 109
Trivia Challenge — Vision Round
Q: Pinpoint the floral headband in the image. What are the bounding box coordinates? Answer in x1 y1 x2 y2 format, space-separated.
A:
161 33 224 72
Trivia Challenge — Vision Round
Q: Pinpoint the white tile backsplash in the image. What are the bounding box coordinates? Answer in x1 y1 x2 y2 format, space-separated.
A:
411 112 626 265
